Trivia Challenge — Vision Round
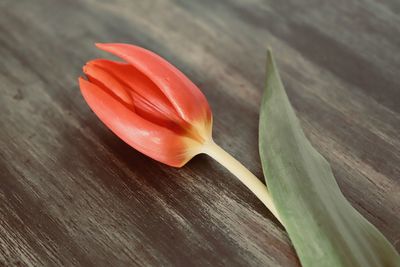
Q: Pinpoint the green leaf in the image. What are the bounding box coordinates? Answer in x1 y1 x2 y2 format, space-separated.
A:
259 50 400 267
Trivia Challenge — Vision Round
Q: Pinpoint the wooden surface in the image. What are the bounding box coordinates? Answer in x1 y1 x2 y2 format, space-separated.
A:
1 0 399 266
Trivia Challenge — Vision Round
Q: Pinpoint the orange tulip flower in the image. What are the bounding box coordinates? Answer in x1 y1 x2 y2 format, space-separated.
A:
79 43 212 167
79 43 281 222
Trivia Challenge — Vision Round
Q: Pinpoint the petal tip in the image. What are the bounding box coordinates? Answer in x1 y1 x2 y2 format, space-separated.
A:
95 42 115 51
78 76 89 87
95 43 115 52
95 42 141 53
82 63 89 74
82 59 106 74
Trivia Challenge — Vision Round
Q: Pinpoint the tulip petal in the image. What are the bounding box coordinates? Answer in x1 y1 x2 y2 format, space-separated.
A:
95 43 212 125
83 60 134 106
86 59 186 130
78 77 199 167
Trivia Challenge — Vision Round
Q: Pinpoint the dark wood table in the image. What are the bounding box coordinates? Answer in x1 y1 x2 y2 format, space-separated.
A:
1 0 399 266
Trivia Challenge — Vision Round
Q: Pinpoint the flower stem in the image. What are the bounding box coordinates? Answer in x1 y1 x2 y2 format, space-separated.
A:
201 141 282 224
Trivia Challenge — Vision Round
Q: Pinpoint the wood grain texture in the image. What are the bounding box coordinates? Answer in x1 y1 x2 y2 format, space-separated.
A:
0 0 399 266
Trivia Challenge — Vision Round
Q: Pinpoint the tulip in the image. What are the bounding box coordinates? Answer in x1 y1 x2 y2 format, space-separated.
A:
79 43 281 223
79 43 212 167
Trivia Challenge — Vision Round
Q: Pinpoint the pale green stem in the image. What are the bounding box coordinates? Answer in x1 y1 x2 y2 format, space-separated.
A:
201 140 282 225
